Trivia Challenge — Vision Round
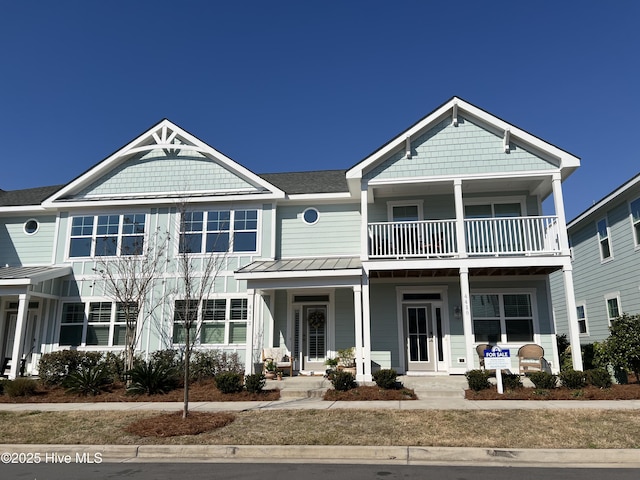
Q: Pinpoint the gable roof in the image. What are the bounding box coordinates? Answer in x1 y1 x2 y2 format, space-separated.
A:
346 96 580 193
568 171 640 228
42 119 285 206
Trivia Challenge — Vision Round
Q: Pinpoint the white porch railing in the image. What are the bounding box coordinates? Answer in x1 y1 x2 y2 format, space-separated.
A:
368 220 458 258
464 216 560 256
368 216 560 258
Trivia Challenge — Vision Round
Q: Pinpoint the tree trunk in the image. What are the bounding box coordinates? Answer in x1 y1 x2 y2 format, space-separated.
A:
183 328 190 419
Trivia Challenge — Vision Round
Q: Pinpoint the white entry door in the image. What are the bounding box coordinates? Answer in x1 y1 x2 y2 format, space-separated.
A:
405 305 436 372
295 305 327 373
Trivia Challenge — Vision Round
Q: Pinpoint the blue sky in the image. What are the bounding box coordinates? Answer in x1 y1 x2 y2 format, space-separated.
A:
1 1 638 220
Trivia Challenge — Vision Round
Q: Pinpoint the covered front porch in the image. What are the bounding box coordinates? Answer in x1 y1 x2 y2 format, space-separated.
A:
0 266 71 379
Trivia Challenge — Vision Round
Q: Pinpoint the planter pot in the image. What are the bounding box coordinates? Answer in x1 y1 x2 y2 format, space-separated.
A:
265 372 277 380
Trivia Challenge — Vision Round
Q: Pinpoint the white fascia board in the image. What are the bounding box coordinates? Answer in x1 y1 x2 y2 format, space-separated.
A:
346 100 454 180
347 97 580 181
569 173 640 228
49 192 284 210
235 268 362 281
0 206 53 214
367 169 560 187
43 119 285 206
363 255 568 273
243 276 361 290
282 192 356 205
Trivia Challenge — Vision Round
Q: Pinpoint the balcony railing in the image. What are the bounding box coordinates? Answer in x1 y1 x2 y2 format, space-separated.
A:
368 216 560 258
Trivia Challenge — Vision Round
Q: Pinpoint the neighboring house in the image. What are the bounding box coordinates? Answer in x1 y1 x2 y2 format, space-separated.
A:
551 172 640 345
0 97 584 380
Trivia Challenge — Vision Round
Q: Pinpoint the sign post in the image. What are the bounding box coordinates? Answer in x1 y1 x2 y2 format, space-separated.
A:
484 346 511 394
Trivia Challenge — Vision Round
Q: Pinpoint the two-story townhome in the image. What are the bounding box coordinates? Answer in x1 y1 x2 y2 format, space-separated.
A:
551 172 640 345
0 97 584 380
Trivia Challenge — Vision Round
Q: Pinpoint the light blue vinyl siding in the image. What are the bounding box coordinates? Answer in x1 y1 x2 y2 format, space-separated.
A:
277 204 360 258
364 115 556 181
334 288 355 350
554 187 640 343
0 216 56 265
72 151 258 199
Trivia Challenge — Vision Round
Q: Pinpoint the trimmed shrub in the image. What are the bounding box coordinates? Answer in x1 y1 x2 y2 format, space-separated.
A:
126 361 179 395
149 349 183 373
101 351 129 383
0 379 5 395
244 373 266 394
528 371 557 389
372 369 399 389
190 350 244 381
63 365 112 396
465 369 491 391
502 372 523 390
331 370 357 392
558 369 586 389
214 372 244 394
4 378 38 397
38 350 104 386
586 368 612 389
596 313 640 382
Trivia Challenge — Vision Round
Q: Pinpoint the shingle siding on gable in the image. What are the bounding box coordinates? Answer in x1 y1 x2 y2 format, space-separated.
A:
364 116 555 181
72 151 257 198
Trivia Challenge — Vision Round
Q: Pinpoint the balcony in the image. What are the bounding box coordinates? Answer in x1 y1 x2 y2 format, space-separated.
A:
368 216 561 259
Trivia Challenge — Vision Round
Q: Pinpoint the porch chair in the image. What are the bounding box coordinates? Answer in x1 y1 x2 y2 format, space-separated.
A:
517 344 546 376
261 347 294 377
476 344 491 370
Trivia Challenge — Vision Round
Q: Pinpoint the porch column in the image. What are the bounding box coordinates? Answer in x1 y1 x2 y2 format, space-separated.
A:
454 179 467 258
459 267 475 369
551 172 571 256
9 293 29 379
360 180 369 261
245 289 256 376
562 265 584 371
353 284 364 382
361 271 372 381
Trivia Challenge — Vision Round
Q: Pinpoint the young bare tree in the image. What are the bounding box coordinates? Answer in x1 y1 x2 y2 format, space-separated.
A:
173 206 227 419
92 225 169 379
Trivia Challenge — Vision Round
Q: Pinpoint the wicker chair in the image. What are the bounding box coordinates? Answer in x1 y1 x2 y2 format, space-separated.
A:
261 347 294 377
517 344 545 375
476 344 491 370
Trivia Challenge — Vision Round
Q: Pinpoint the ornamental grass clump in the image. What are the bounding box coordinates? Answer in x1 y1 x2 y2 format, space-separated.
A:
4 378 38 397
63 365 112 396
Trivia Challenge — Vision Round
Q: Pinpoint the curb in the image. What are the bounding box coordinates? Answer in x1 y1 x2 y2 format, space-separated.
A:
2 444 639 466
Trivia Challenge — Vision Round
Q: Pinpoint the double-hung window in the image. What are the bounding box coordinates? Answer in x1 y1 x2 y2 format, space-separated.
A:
472 293 534 343
179 210 257 254
630 197 640 247
69 213 146 257
576 304 588 335
605 293 621 325
597 217 612 261
173 298 248 345
58 301 133 347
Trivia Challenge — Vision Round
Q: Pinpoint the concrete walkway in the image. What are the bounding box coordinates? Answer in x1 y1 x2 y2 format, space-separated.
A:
1 375 639 466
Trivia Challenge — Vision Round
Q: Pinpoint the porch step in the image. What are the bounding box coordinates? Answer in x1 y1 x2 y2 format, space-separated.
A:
399 375 467 399
267 376 330 399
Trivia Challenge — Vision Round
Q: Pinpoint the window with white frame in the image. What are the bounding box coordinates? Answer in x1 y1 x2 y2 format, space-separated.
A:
597 218 612 261
576 304 588 335
630 197 640 247
472 293 534 343
173 298 248 345
178 209 258 254
605 293 621 324
69 213 146 257
59 301 134 346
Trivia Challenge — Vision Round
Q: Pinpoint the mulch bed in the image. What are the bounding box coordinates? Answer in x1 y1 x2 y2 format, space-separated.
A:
0 379 280 403
324 385 417 401
124 411 236 437
465 383 640 400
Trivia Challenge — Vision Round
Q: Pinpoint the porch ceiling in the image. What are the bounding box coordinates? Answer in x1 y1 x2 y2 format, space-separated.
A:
369 265 561 278
236 257 362 276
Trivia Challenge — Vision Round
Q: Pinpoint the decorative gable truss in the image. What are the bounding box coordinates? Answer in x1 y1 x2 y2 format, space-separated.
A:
43 119 285 207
